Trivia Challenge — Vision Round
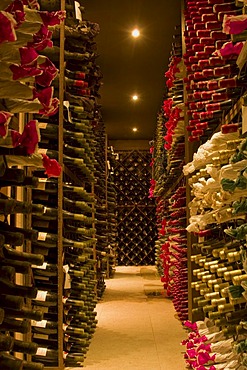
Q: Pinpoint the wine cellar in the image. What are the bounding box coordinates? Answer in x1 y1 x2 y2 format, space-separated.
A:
3 0 247 369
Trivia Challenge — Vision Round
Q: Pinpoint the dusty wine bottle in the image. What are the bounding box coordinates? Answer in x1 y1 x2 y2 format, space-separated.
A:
0 294 24 309
0 318 30 333
36 207 93 225
13 339 39 355
3 245 44 265
0 277 37 298
22 360 44 370
0 195 44 215
0 230 24 246
32 320 58 335
4 307 43 321
0 259 31 274
33 291 58 307
0 333 14 351
0 221 38 241
0 352 23 370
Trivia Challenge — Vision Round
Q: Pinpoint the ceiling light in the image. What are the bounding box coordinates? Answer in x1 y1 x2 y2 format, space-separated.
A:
132 95 138 101
132 28 140 38
133 127 138 132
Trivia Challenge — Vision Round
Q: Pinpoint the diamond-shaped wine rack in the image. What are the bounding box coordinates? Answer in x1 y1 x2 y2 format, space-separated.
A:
114 150 156 266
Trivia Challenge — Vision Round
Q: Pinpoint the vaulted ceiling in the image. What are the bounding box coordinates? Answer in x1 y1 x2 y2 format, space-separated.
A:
83 0 182 141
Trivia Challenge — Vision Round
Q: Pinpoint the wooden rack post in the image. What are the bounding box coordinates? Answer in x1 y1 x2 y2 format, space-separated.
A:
57 0 65 367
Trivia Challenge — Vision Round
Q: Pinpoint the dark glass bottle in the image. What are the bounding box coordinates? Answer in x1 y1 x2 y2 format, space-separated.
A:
0 221 38 241
0 277 37 298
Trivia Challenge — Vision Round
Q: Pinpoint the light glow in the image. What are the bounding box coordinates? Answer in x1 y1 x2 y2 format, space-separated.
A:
132 28 140 38
133 127 138 132
132 95 138 101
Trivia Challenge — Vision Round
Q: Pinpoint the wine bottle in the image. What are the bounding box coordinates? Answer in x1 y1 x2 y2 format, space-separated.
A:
63 118 91 131
64 197 92 214
0 231 24 246
0 352 23 370
31 232 95 251
0 221 38 241
37 149 93 180
0 333 14 351
0 176 39 188
0 259 31 274
0 277 37 298
32 320 58 335
32 191 58 207
0 196 44 215
34 179 94 202
32 348 59 366
63 324 89 338
0 168 25 183
34 178 58 193
33 291 58 307
33 207 93 224
4 307 43 321
2 245 44 266
13 339 39 355
64 223 95 237
0 318 30 333
0 295 24 310
22 361 44 370
0 262 16 279
32 263 57 277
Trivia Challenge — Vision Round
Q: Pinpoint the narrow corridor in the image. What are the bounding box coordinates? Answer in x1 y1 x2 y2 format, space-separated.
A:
68 266 187 370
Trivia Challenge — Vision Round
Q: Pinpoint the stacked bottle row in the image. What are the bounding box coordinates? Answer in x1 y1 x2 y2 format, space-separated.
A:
154 184 188 321
0 0 65 369
93 120 108 297
180 1 247 368
30 1 102 366
150 25 185 198
0 168 47 370
150 25 188 319
183 0 246 144
182 134 247 369
106 177 117 277
106 146 118 277
114 150 156 266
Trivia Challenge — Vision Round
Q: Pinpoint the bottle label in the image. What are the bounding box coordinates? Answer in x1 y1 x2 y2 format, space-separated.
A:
38 148 48 155
38 232 47 241
38 122 48 129
36 347 48 356
38 178 48 190
62 297 68 304
31 319 48 328
64 273 71 290
63 265 69 273
32 262 47 269
63 351 68 359
63 323 68 331
35 291 48 301
64 334 70 342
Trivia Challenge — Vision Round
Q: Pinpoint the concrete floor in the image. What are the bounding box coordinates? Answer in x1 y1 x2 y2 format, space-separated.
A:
68 266 187 370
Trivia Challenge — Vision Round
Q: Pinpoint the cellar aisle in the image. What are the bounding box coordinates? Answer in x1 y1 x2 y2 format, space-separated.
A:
68 266 187 370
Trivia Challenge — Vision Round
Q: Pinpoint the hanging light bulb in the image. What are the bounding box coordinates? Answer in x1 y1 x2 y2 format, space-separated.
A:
132 95 138 101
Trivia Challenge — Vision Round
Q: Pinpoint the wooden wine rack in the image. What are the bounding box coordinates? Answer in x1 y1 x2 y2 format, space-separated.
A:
114 150 156 266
